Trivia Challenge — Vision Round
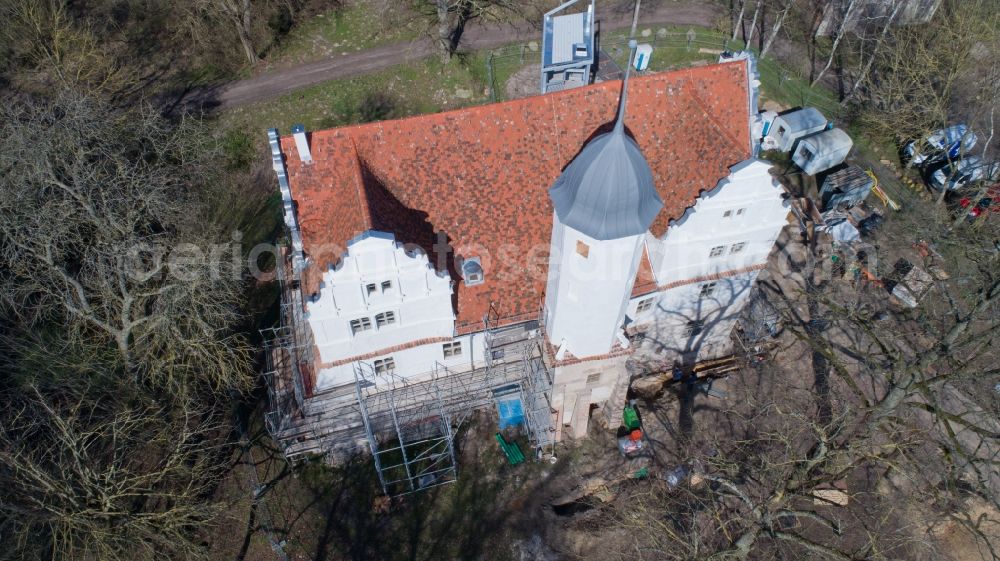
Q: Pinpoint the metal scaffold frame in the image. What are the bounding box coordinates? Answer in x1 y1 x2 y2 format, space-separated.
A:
354 362 458 496
261 250 315 447
354 304 556 496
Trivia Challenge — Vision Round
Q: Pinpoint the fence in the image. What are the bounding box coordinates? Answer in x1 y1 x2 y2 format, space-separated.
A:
484 29 842 120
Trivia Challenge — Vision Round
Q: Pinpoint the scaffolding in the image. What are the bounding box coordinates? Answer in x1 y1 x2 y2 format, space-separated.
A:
354 362 459 496
353 305 556 496
259 227 555 493
261 250 314 449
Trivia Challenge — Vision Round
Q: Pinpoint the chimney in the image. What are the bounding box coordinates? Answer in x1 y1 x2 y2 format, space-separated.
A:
291 124 312 164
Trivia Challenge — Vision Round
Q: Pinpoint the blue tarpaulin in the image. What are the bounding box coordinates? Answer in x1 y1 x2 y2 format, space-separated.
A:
497 398 525 429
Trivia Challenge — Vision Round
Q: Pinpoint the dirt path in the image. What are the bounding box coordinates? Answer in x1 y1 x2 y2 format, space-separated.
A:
212 3 718 110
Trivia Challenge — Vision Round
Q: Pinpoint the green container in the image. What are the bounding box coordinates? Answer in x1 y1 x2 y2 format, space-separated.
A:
623 405 641 430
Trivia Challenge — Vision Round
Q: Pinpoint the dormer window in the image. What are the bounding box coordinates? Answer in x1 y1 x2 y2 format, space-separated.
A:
461 257 484 286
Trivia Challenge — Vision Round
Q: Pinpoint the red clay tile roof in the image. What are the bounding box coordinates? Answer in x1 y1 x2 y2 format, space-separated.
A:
280 61 750 330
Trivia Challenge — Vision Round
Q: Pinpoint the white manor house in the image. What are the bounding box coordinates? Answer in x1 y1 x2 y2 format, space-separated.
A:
264 52 790 495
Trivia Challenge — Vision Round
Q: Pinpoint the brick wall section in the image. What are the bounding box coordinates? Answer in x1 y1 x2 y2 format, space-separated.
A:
317 336 455 369
658 263 767 290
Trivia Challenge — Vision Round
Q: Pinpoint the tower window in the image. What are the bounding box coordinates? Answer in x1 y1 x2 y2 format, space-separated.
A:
636 297 655 313
373 357 395 375
699 282 718 298
350 317 372 335
576 240 590 258
730 242 747 254
443 341 463 358
375 311 396 328
709 245 726 258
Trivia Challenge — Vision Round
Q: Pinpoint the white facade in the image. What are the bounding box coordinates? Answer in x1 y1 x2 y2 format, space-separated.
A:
305 232 466 389
544 213 645 359
315 331 488 389
646 159 788 287
549 158 789 439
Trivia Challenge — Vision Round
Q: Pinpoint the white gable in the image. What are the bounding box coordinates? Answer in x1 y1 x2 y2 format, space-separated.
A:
305 231 455 376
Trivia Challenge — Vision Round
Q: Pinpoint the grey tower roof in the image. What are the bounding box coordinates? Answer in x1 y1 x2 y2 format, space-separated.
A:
548 44 663 241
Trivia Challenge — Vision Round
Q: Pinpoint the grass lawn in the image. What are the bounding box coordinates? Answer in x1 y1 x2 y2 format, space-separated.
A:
263 0 423 69
220 55 491 136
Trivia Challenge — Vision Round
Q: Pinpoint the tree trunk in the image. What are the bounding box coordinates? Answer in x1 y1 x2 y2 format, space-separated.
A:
436 0 452 64
232 0 258 65
236 25 258 65
812 0 858 87
760 3 790 58
745 1 761 49
732 0 746 41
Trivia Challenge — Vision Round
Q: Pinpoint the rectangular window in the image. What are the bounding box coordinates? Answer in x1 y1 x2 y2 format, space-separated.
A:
699 282 718 298
636 297 655 313
373 357 395 375
576 240 590 258
381 280 392 292
350 317 372 335
683 320 704 337
730 242 747 254
723 210 732 218
443 341 463 358
737 208 746 216
366 283 377 296
709 245 726 258
375 311 396 328
586 372 602 384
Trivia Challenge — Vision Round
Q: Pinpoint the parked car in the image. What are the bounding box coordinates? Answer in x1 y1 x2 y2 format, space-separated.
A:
959 183 999 220
926 156 1000 191
903 124 977 167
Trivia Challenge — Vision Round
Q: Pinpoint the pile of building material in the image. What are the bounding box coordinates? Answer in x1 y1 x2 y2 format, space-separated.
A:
819 165 874 211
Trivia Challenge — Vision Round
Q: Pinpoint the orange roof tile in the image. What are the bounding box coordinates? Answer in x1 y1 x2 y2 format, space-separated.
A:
280 61 750 330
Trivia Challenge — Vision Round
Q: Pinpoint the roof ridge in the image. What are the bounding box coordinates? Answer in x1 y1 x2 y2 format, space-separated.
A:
347 136 374 232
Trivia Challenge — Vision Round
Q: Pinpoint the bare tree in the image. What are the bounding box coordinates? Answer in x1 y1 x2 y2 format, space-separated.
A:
838 0 904 104
0 386 234 561
597 195 1000 560
181 0 265 66
408 0 525 63
0 92 252 393
0 0 137 95
811 0 859 86
759 0 791 58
